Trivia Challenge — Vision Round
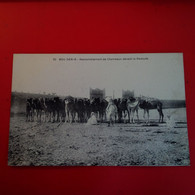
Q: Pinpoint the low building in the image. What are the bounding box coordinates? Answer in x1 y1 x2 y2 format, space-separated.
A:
122 90 134 99
90 88 105 100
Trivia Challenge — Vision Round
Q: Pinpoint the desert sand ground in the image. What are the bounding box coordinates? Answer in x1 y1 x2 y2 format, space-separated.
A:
8 108 190 166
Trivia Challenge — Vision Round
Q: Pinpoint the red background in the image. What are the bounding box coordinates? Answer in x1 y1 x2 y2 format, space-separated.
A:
0 0 195 194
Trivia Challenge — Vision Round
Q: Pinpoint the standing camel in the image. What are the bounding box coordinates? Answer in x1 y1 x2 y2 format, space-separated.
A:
126 97 139 123
139 98 164 123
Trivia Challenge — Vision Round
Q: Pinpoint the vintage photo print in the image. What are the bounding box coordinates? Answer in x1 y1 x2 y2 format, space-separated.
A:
8 53 190 166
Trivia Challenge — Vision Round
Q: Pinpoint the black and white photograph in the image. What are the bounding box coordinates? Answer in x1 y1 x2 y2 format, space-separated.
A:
8 53 190 166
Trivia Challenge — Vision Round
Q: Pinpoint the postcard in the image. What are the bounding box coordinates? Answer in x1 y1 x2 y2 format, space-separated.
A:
8 53 190 166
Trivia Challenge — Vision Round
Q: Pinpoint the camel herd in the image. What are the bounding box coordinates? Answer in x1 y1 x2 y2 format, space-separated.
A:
26 96 164 125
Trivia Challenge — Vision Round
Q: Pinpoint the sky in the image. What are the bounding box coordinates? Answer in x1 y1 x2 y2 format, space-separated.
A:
11 53 186 100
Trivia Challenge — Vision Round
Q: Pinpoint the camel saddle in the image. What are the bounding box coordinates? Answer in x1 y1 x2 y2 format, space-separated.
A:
128 100 139 108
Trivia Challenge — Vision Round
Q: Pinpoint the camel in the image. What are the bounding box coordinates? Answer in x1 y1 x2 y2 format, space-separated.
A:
139 98 164 124
126 97 140 123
